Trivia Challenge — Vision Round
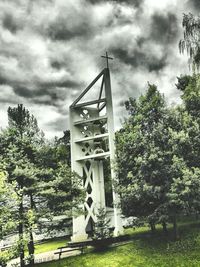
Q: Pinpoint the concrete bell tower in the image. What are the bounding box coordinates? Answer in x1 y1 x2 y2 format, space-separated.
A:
70 52 123 242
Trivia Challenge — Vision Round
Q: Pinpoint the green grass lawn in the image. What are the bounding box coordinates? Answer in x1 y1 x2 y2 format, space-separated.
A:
34 237 69 254
35 220 200 267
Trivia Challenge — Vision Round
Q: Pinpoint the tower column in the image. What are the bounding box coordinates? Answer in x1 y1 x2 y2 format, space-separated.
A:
70 107 88 242
71 215 88 242
104 68 124 236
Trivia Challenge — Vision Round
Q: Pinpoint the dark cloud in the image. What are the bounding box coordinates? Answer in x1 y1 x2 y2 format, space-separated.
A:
87 0 143 8
12 80 80 100
12 85 54 99
111 48 167 73
13 86 37 98
46 11 93 41
51 61 63 70
148 56 167 72
190 0 200 10
110 11 178 73
0 69 80 106
0 73 8 85
12 86 60 106
38 79 80 89
113 0 143 8
47 22 91 41
2 13 18 33
150 12 179 44
45 117 68 131
30 97 58 106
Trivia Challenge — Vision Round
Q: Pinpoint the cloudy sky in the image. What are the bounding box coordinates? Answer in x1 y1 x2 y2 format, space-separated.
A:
0 0 199 138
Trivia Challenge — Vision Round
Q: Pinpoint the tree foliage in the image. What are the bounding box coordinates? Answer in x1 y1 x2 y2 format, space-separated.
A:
116 81 200 239
179 13 200 70
0 104 82 267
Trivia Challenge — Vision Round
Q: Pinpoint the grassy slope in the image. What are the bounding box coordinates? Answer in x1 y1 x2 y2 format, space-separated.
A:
35 220 200 267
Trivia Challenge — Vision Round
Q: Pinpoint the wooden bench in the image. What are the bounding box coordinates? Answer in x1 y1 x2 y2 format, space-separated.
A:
55 237 130 260
68 240 92 248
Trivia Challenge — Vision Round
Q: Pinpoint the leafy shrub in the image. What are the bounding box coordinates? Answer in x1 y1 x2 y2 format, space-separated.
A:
0 250 13 267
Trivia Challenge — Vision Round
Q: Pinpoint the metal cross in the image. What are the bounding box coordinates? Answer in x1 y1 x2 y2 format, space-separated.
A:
101 51 113 69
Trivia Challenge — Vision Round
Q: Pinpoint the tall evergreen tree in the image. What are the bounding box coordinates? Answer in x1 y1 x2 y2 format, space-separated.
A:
0 104 44 266
0 104 84 266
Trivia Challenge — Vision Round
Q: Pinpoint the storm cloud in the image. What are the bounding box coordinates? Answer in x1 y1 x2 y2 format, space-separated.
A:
150 12 178 44
0 0 195 138
190 0 200 10
87 0 144 8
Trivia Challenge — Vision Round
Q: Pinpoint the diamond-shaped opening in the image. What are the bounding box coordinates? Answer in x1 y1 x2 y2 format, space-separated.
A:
86 183 92 194
85 142 90 148
87 197 93 207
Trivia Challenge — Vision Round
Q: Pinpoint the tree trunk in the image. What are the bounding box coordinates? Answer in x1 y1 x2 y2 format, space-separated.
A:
19 200 25 267
172 215 178 240
28 231 34 266
150 222 156 233
28 194 35 266
162 222 168 234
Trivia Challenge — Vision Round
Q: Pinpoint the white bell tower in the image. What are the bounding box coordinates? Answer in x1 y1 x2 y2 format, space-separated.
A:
70 53 123 242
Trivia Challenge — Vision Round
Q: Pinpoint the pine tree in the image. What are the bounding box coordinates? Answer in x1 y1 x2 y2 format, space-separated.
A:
0 104 44 266
93 208 112 240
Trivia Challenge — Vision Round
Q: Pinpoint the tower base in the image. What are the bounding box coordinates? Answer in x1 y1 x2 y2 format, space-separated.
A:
113 227 124 237
71 233 88 242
